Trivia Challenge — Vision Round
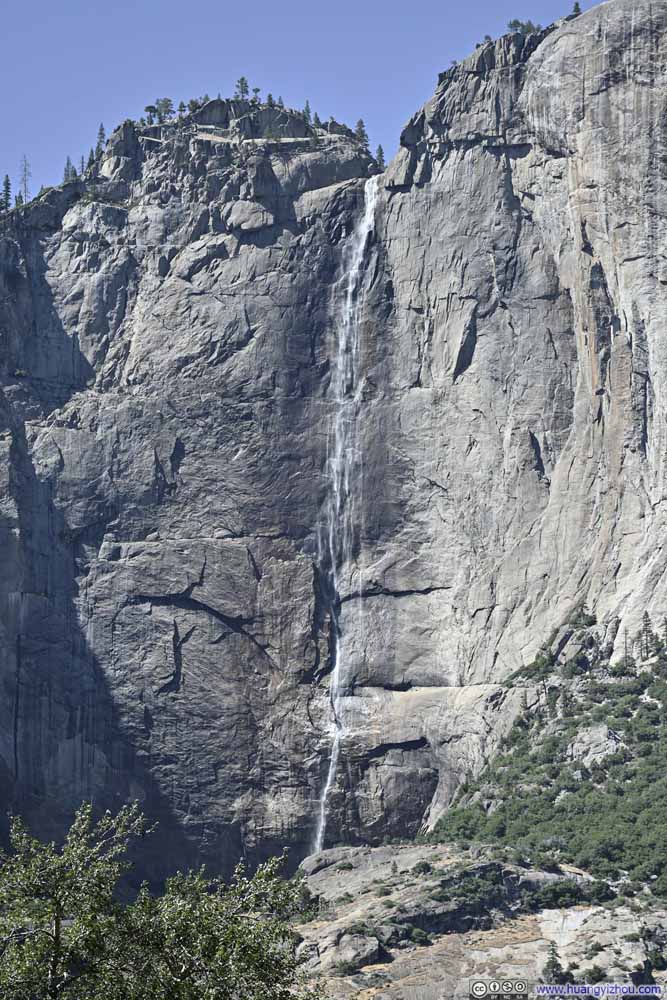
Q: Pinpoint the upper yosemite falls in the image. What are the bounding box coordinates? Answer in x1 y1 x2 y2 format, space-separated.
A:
1 0 666 882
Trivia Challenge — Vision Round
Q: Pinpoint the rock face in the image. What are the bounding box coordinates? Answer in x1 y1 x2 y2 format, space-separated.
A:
1 0 667 875
297 844 667 999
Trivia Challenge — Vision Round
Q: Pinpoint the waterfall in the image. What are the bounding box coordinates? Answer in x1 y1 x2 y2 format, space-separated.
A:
313 175 378 854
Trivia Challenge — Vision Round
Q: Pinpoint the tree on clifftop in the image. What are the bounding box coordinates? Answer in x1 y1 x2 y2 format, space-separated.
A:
19 155 31 203
355 118 369 148
507 18 542 34
375 144 386 170
155 97 174 122
63 156 77 183
95 123 106 158
234 76 250 100
1 175 10 212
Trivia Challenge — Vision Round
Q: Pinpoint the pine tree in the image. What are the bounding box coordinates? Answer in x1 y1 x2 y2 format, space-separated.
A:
2 174 10 212
96 123 106 158
277 96 285 108
507 18 542 35
187 98 201 114
542 941 572 984
202 93 211 104
87 148 96 170
19 154 31 203
303 99 311 123
15 192 23 208
572 1 582 13
354 118 369 148
267 93 275 107
375 144 386 170
234 77 250 100
313 111 321 127
80 155 85 175
155 97 174 122
63 156 74 183
641 611 653 661
178 101 186 117
252 87 261 103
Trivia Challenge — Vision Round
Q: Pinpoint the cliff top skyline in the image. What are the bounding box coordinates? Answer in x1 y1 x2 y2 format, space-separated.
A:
3 0 595 197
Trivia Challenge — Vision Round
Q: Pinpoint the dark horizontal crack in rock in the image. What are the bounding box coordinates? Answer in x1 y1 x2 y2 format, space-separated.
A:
340 584 450 604
127 589 275 665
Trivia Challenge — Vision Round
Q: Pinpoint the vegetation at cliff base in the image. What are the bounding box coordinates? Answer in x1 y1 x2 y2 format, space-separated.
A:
430 612 667 898
0 803 318 1000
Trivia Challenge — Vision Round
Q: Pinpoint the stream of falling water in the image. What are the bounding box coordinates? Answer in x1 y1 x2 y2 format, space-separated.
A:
313 176 378 855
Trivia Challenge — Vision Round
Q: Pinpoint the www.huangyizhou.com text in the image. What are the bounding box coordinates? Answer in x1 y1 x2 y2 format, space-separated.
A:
534 986 663 997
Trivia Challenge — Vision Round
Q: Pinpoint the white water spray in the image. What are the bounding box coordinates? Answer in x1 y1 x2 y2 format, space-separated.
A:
313 176 378 854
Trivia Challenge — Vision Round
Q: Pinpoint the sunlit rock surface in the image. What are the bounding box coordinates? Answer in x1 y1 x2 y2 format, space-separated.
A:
0 0 666 875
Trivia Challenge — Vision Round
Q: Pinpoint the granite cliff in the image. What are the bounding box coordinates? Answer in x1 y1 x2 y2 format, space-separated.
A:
0 0 665 878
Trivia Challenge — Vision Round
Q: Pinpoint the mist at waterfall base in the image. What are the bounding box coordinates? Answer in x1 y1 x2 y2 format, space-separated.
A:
312 177 379 855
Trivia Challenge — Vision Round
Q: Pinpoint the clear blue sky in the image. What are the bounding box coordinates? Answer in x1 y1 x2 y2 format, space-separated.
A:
2 0 597 196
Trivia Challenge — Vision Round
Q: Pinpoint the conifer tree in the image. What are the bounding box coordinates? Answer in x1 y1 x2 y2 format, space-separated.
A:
19 154 31 203
80 155 85 175
313 111 321 127
277 95 285 108
252 87 261 103
641 611 653 661
234 77 250 100
267 93 275 107
303 99 311 123
155 97 174 122
541 941 572 984
355 118 369 148
63 156 74 183
507 18 542 35
572 1 582 13
375 144 386 169
95 123 106 158
178 101 186 117
15 192 23 208
2 175 10 213
87 148 96 170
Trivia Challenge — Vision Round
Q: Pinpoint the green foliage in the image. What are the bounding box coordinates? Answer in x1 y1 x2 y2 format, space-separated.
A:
507 18 543 35
354 119 369 148
95 124 106 159
431 619 667 897
1 175 10 212
19 154 31 204
572 1 582 13
408 925 430 945
234 76 250 100
0 803 148 999
154 98 174 122
541 941 574 985
375 144 386 170
0 805 319 1000
411 860 432 875
63 156 77 183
